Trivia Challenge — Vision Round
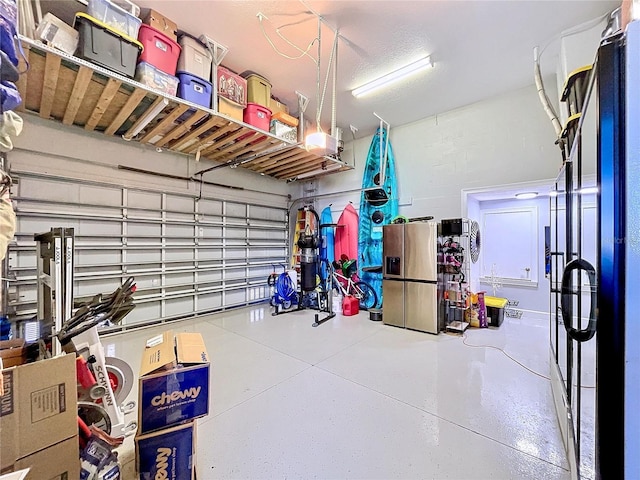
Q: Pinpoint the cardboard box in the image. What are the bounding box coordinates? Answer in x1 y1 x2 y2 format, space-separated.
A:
139 332 210 434
3 435 80 479
143 9 178 42
136 421 195 480
218 96 243 122
0 340 26 368
0 354 77 470
269 98 289 115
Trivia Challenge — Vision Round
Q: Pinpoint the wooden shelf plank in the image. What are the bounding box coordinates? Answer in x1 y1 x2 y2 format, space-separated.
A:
62 66 94 125
139 104 189 143
170 117 225 151
104 88 147 135
85 78 122 131
185 122 238 154
155 110 209 148
18 38 352 182
39 52 61 119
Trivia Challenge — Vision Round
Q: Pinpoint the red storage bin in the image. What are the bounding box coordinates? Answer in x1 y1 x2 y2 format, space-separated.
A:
243 102 271 131
342 296 359 316
137 24 181 75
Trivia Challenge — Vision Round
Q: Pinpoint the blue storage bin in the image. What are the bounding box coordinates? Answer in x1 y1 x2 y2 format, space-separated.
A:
177 72 212 109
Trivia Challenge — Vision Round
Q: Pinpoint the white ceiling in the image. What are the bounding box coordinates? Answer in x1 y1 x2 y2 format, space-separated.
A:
55 0 619 138
133 0 617 138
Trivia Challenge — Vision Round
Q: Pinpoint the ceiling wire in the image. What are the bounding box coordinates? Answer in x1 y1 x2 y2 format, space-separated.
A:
537 10 612 60
258 13 318 63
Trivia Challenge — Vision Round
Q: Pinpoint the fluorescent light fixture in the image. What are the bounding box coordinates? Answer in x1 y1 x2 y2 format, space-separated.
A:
352 56 433 98
305 131 338 156
123 98 169 140
579 186 599 194
549 191 558 197
515 192 538 200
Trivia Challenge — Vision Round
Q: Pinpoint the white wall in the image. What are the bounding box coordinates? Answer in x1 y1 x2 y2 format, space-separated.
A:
477 196 550 313
316 81 560 221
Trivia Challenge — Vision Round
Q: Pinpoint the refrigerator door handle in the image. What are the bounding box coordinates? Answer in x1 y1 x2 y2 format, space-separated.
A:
560 258 597 342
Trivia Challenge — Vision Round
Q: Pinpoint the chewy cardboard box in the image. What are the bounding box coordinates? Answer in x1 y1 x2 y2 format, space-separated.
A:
136 421 196 480
143 9 178 42
5 435 80 479
0 354 77 470
138 332 209 434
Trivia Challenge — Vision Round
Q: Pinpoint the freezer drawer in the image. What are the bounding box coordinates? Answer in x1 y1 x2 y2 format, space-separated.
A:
382 280 404 327
405 282 438 334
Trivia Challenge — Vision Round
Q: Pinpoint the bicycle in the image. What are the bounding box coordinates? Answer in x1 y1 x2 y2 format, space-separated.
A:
328 260 377 310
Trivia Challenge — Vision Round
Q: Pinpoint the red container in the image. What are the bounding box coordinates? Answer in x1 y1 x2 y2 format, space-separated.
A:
342 296 360 316
137 24 181 75
243 102 271 131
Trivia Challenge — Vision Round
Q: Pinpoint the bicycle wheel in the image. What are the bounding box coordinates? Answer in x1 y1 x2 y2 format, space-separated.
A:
353 281 377 310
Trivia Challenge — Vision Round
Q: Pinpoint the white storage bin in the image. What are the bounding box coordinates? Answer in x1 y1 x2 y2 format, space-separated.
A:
177 35 212 82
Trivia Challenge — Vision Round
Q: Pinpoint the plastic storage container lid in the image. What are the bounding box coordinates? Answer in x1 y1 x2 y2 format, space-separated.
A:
484 296 508 308
74 12 144 51
240 70 271 86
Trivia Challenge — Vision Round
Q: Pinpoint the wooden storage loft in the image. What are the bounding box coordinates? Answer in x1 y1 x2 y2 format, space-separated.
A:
15 38 352 181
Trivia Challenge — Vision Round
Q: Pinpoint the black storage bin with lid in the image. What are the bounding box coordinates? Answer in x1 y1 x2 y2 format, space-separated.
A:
74 12 143 78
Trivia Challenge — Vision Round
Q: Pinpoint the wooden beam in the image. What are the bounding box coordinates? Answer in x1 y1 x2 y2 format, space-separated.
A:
15 46 29 112
123 96 169 140
254 150 308 172
201 128 257 156
104 89 147 136
139 104 189 143
259 151 315 175
251 146 301 166
208 137 280 162
62 66 93 125
154 110 209 148
85 78 122 131
185 122 239 154
272 158 328 178
170 117 225 151
39 52 62 119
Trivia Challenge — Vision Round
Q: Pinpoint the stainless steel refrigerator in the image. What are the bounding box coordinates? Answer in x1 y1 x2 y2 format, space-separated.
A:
382 222 438 334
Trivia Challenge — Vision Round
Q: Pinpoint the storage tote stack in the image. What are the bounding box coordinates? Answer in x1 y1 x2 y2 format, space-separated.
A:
176 34 213 109
241 71 272 130
74 0 144 78
134 9 181 96
270 111 299 143
217 65 247 121
136 331 211 480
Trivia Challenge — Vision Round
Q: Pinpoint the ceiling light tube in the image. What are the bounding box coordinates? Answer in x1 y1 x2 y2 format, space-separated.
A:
352 56 433 98
579 186 599 194
123 97 169 141
515 192 538 200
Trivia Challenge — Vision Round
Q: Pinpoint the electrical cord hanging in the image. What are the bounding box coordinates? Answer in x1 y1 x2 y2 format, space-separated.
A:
258 14 318 63
460 332 595 389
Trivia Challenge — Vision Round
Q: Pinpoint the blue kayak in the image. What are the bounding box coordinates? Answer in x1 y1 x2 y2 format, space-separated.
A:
358 127 398 308
319 206 335 281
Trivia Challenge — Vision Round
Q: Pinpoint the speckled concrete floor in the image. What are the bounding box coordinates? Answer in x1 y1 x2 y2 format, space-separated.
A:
105 306 571 479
